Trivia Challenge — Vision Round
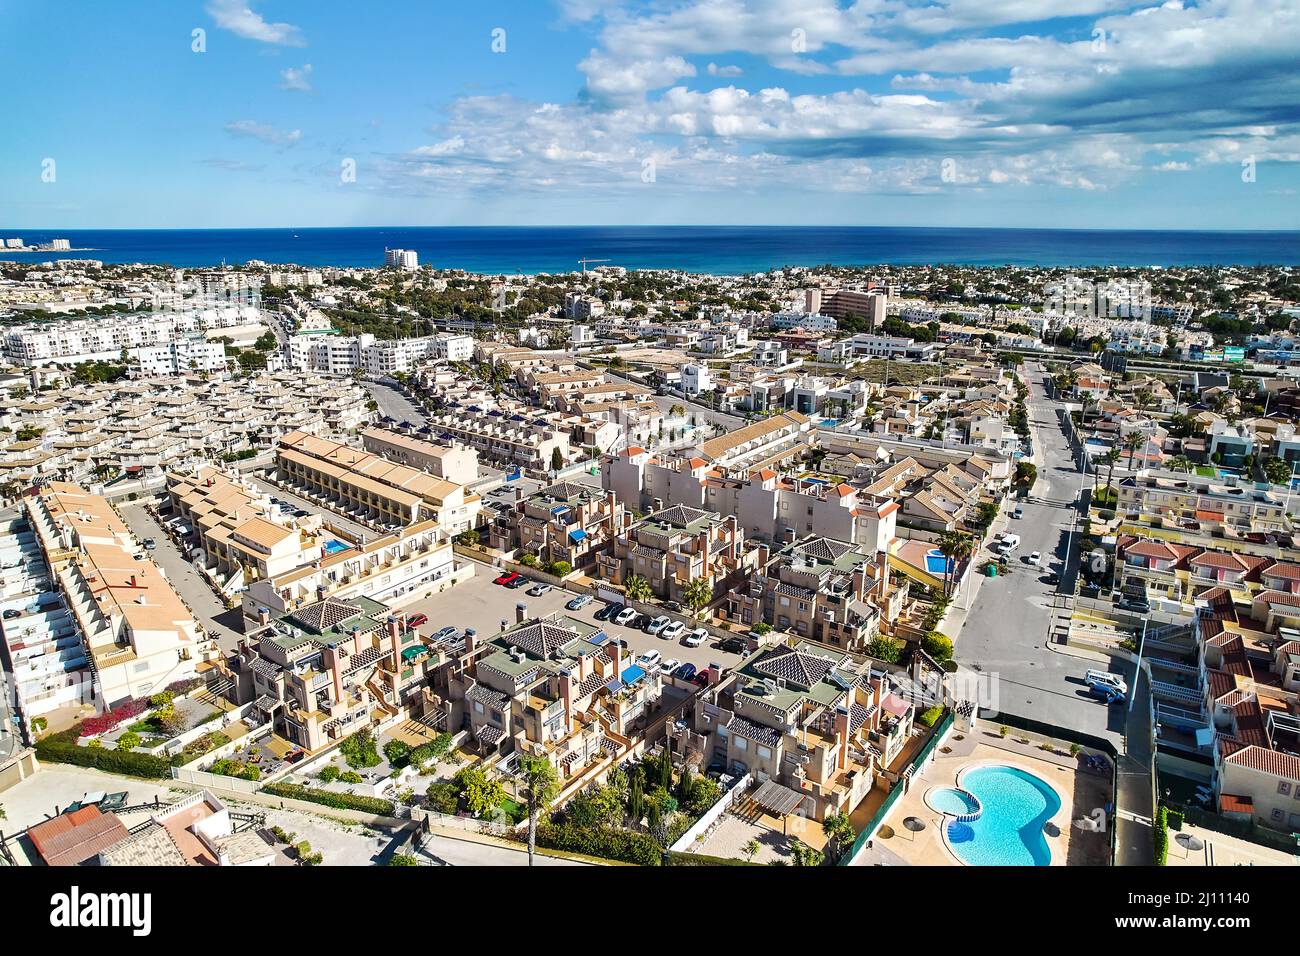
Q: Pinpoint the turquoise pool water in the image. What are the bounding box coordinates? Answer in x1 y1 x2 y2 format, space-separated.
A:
323 539 350 555
924 548 952 576
928 787 979 816
937 765 1061 866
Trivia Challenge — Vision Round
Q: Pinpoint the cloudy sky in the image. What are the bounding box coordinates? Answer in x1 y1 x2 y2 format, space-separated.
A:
1 0 1297 228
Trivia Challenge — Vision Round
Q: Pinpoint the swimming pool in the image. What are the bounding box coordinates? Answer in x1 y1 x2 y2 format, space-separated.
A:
924 548 953 576
322 539 350 555
928 765 1062 866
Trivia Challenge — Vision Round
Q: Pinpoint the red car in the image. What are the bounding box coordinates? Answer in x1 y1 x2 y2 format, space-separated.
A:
494 572 522 586
406 613 428 630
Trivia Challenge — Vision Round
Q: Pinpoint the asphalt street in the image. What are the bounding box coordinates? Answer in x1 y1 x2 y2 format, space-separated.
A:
954 362 1128 745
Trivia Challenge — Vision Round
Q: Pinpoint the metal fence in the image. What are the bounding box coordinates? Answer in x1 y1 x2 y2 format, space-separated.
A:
839 709 954 865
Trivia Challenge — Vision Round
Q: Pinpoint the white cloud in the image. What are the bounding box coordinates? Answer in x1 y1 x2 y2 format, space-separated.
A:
707 63 744 78
224 120 303 146
206 0 305 46
580 53 696 102
279 64 313 93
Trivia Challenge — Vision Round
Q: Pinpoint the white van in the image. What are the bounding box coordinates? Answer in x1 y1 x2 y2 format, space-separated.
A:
994 533 1021 554
1085 669 1128 695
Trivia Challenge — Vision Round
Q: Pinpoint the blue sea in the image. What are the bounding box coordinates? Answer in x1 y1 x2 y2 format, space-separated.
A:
1 226 1297 273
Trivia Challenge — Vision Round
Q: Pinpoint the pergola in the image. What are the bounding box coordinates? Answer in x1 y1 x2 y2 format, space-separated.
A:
751 779 806 834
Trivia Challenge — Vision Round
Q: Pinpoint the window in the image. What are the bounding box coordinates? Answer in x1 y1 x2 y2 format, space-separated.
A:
1279 781 1292 796
734 736 748 751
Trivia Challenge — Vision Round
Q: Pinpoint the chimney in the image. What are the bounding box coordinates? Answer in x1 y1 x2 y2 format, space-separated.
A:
316 584 328 602
559 668 575 728
129 574 137 587
463 628 477 654
705 661 721 686
757 543 770 570
834 706 851 770
606 488 617 514
608 641 623 680
852 565 867 601
515 602 527 624
386 615 402 665
258 606 270 628
653 497 663 512
696 529 710 577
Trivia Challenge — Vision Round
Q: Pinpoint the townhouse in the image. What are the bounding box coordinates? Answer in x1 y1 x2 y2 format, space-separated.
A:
488 481 628 571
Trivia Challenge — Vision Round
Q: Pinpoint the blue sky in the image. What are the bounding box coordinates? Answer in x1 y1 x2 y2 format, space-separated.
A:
1 0 1297 229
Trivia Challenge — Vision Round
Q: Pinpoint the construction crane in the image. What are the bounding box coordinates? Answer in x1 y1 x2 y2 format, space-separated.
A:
578 258 610 274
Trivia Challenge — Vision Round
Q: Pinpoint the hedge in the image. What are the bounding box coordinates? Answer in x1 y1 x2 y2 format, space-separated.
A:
1153 805 1169 866
535 821 662 866
261 782 395 817
666 851 757 866
36 731 172 779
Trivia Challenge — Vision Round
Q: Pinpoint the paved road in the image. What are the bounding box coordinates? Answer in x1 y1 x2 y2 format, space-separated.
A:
366 378 427 426
954 362 1127 746
116 500 244 651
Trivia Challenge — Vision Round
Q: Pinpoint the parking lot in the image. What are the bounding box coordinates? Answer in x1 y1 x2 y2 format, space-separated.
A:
400 564 746 677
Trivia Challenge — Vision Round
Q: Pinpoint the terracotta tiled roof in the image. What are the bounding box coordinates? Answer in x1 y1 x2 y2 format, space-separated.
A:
1223 744 1300 780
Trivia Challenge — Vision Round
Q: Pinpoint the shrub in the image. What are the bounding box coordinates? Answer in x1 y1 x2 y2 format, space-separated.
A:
317 765 340 783
535 822 662 866
262 782 395 816
920 631 953 663
383 739 411 768
548 560 572 578
339 728 381 770
1153 805 1169 865
388 853 419 866
918 706 943 728
752 622 773 635
81 698 149 737
36 729 172 779
426 781 460 814
116 731 142 752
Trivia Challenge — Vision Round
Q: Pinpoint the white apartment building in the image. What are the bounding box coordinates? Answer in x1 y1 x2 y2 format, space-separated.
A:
288 332 471 376
2 306 262 366
385 248 419 270
132 335 228 376
772 311 838 333
681 363 714 396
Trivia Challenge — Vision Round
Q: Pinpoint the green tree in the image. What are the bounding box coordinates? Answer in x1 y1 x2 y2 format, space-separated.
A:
1263 456 1294 486
519 755 559 867
1123 431 1146 470
454 766 505 818
822 812 856 863
682 576 713 620
865 634 903 664
550 446 564 472
116 731 141 752
625 574 652 604
920 630 954 663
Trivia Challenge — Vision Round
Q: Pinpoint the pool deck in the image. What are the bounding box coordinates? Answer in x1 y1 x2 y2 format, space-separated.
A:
863 730 1112 866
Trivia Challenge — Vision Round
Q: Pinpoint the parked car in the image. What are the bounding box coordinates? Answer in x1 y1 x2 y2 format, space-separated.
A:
683 627 707 647
406 613 429 630
142 537 157 549
1115 596 1150 614
594 602 618 621
717 637 747 654
566 594 593 611
526 582 552 597
634 649 662 670
662 620 685 640
1026 551 1042 566
2 609 21 619
660 658 681 675
615 606 638 626
645 615 671 636
1085 669 1129 695
1042 571 1060 586
663 601 683 613
1088 683 1125 705
1010 507 1023 519
507 575 530 589
675 663 698 681
430 626 459 642
494 572 521 586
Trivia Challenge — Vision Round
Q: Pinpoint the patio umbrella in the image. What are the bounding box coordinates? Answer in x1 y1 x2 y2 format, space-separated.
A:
1175 833 1204 858
903 816 927 842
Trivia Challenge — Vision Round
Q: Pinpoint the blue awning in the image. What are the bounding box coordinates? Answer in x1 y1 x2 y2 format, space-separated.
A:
604 678 622 693
551 505 570 515
568 528 588 543
622 665 646 685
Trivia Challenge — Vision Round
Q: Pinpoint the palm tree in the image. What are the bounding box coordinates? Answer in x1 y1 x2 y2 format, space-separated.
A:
625 574 652 604
518 755 558 867
937 531 974 596
1102 449 1122 497
1167 454 1193 474
822 812 856 863
1124 431 1146 470
683 576 713 621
